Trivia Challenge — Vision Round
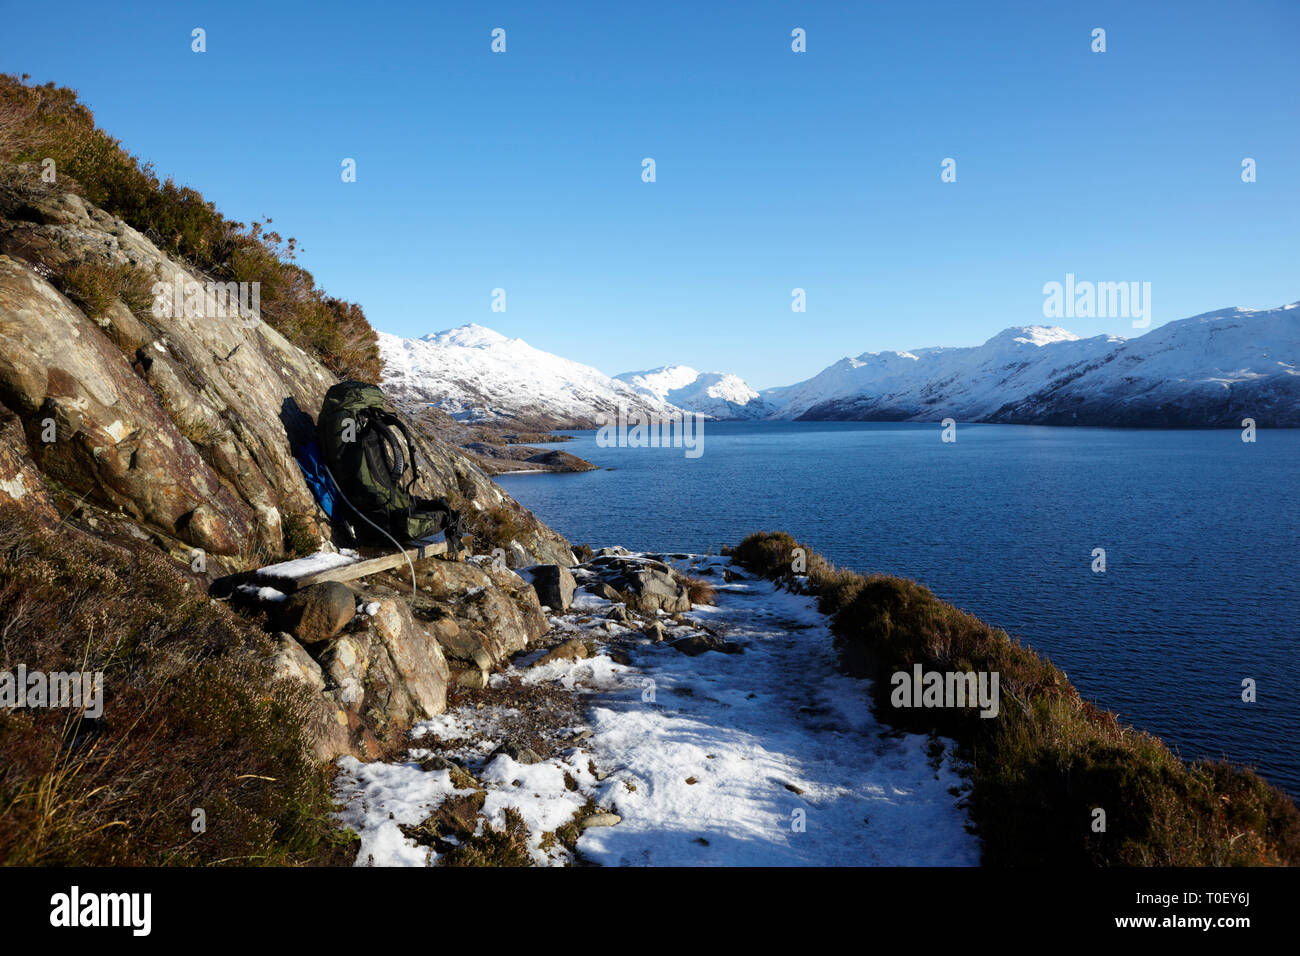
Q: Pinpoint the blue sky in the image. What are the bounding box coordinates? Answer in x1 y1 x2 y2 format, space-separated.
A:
4 0 1297 388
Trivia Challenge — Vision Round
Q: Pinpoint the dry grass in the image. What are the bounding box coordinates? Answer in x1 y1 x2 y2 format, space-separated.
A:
685 577 716 607
438 807 532 867
0 505 355 866
54 260 155 319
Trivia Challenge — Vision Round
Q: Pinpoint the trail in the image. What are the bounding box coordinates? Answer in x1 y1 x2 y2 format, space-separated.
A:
336 556 979 866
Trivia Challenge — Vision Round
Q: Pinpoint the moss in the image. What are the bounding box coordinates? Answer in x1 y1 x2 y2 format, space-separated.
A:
281 513 317 559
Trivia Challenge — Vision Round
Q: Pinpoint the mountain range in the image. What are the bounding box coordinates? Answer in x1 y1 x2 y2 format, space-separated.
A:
377 303 1300 428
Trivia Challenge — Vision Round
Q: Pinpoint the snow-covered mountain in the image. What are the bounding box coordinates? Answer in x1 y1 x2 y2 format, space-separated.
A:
763 303 1300 427
615 365 772 420
380 304 1299 431
377 324 683 428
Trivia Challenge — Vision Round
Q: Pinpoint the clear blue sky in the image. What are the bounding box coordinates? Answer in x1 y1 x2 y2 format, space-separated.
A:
4 0 1297 388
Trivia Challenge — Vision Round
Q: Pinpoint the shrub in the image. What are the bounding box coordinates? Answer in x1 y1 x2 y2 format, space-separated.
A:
732 531 1300 866
281 513 318 559
465 503 527 555
685 577 716 607
438 807 532 867
54 260 155 319
0 505 355 866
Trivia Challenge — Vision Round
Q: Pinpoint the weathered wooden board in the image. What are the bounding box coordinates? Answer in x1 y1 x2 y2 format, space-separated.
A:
254 536 467 591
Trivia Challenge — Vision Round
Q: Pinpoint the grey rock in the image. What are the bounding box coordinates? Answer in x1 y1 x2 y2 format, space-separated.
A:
587 581 622 602
491 740 544 765
670 633 743 657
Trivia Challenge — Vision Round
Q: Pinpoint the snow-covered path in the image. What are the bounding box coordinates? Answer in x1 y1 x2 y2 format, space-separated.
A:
335 557 980 866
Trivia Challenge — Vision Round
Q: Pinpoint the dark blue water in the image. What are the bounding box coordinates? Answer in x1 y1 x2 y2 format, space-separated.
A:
498 422 1300 796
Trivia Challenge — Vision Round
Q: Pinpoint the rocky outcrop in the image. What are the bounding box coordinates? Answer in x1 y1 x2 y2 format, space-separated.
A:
577 552 691 614
0 182 575 571
0 399 57 524
267 594 453 761
0 180 574 764
460 441 597 475
410 559 549 676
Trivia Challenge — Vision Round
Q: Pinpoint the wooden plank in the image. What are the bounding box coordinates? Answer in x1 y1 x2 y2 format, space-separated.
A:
254 538 456 592
292 541 448 588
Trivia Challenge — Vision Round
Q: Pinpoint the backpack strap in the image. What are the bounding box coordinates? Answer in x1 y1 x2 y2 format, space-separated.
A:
377 411 423 491
358 408 407 487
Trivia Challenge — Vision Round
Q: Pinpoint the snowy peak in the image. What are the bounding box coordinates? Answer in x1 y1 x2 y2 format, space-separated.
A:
616 365 704 398
616 365 770 420
984 325 1083 348
379 326 682 428
420 323 511 348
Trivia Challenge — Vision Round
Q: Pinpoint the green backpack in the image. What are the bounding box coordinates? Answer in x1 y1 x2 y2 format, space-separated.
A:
317 381 464 552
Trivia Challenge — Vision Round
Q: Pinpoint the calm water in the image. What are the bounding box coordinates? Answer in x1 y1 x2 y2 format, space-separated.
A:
498 422 1300 796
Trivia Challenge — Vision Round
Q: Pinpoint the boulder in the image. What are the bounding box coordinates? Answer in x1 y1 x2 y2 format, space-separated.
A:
670 633 743 657
490 739 544 765
277 581 356 644
368 598 451 725
266 632 326 693
580 554 690 614
626 567 691 613
525 564 576 612
586 581 622 602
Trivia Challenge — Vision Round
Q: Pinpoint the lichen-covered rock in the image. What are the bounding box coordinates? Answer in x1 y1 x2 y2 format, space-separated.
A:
412 559 549 669
0 400 57 524
368 598 451 725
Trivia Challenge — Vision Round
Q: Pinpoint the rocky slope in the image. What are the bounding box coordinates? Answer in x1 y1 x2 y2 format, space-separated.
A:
0 176 578 762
